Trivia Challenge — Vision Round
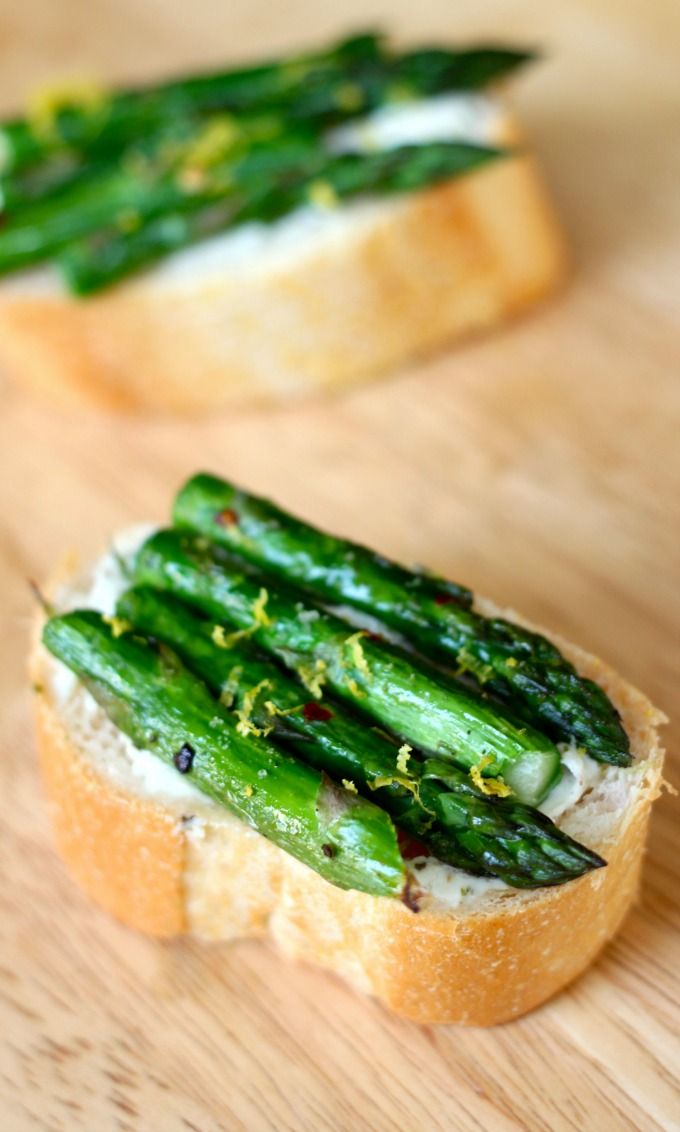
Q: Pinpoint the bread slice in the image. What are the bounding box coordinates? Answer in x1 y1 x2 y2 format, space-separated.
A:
0 97 566 414
30 546 665 1026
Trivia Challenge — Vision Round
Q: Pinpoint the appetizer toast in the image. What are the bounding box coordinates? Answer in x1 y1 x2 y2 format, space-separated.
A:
0 33 566 411
32 476 665 1025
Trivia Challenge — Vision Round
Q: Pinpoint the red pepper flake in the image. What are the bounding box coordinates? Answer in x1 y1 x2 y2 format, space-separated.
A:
434 593 456 606
173 743 195 774
321 843 336 858
303 702 333 723
397 829 430 860
215 508 238 527
367 632 384 643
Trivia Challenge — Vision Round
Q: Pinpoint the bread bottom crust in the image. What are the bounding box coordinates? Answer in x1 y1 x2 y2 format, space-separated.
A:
1 152 566 414
32 604 664 1026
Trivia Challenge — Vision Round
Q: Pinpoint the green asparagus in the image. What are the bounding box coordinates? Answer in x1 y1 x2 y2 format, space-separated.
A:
0 30 533 289
173 474 631 767
132 529 563 807
0 34 530 174
0 153 103 211
42 609 406 899
58 140 502 294
117 585 606 888
0 132 322 273
0 33 384 174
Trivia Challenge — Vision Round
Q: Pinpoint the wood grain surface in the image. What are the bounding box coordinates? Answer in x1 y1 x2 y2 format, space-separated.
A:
1 1 679 1129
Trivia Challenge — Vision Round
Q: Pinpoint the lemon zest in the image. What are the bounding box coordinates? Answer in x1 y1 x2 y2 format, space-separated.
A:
252 587 273 627
103 614 130 638
218 664 243 708
212 589 271 651
342 779 358 794
298 658 327 698
387 81 416 103
307 179 338 210
235 679 273 738
280 59 315 85
179 114 241 172
116 209 142 233
28 79 108 142
212 623 249 649
396 744 412 775
469 755 512 797
334 82 363 111
264 699 304 719
366 766 426 807
457 647 494 684
368 775 397 790
345 630 371 679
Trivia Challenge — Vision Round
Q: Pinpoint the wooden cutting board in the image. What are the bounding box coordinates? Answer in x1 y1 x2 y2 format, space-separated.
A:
1 2 678 1129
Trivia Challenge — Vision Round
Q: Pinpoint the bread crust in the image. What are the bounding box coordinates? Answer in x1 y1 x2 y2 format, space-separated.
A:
0 147 566 414
35 693 187 936
31 562 665 1025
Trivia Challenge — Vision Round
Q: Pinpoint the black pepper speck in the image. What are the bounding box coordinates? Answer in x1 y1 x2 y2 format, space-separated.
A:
173 743 195 774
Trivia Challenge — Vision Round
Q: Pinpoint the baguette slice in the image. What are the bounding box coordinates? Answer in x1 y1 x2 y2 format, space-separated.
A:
30 549 664 1026
1 104 566 414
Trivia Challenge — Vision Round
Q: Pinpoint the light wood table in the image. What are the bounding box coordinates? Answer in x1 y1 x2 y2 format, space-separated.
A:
1 2 678 1129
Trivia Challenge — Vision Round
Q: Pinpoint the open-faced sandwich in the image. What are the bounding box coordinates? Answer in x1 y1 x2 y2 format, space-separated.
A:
31 475 665 1024
0 32 566 411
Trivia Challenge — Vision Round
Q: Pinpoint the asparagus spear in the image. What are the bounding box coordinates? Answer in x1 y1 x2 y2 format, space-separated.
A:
173 475 631 767
373 46 537 95
0 34 531 174
117 585 606 888
132 530 562 806
0 166 186 272
0 132 321 273
42 609 405 899
58 139 503 294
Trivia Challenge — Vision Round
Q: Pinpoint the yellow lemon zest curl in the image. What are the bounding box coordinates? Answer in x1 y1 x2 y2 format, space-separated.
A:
28 79 108 142
235 680 273 738
298 658 327 699
469 755 512 798
103 614 130 638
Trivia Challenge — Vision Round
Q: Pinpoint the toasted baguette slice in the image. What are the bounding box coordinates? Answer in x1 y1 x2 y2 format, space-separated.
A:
0 100 566 414
30 550 664 1026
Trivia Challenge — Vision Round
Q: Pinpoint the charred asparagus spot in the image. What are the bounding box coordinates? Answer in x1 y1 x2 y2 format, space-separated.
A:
173 474 631 767
0 33 532 174
42 610 406 899
131 529 563 807
116 585 607 888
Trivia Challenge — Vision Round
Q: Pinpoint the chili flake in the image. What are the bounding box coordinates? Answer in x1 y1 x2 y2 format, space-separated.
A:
303 702 333 723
